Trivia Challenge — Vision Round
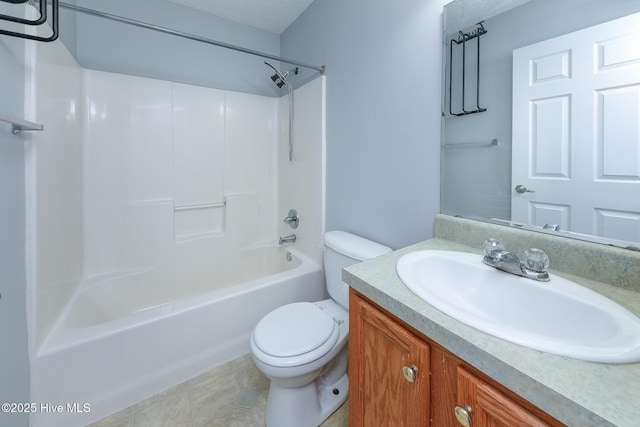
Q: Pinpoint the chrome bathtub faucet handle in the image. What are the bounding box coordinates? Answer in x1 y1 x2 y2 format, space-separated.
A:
283 209 299 229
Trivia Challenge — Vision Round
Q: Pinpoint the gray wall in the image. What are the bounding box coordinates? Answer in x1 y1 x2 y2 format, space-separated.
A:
65 0 283 97
59 0 78 59
0 35 29 427
282 0 448 249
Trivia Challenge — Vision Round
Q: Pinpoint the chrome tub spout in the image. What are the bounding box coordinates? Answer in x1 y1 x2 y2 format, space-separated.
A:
279 234 297 245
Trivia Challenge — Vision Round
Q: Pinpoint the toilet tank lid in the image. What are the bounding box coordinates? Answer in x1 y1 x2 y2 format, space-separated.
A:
324 231 392 261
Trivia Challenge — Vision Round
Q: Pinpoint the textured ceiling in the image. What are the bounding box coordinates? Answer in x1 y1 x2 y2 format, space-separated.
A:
168 0 316 34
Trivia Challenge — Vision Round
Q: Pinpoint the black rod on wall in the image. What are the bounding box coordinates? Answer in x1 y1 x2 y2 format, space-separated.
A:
0 0 58 41
0 0 47 25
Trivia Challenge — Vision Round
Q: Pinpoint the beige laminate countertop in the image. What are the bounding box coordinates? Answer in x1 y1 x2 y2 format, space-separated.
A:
344 238 640 427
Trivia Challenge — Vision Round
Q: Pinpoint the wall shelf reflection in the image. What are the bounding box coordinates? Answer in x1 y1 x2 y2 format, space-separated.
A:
444 138 497 148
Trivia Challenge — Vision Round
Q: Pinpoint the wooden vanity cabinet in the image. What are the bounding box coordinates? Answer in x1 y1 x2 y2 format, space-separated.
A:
349 290 564 427
349 290 430 427
456 367 553 427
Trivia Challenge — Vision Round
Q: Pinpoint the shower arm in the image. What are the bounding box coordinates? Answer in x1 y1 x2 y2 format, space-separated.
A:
264 62 291 90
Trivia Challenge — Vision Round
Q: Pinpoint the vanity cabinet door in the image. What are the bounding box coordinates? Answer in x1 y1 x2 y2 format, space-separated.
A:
349 291 430 427
456 367 551 427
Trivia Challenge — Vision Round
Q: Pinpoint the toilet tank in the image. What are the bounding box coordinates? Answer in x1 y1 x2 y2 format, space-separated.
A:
323 231 392 309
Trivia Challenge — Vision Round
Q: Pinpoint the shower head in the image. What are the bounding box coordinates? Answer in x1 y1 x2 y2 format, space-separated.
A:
271 73 286 88
265 61 298 90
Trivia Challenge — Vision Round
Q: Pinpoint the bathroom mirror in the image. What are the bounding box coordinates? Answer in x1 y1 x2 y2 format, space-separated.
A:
441 0 640 249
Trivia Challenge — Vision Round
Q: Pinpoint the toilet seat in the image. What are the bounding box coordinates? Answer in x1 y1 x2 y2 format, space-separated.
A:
252 302 340 367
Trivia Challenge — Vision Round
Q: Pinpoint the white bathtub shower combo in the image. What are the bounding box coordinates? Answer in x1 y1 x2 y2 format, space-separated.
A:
27 33 327 427
34 247 324 427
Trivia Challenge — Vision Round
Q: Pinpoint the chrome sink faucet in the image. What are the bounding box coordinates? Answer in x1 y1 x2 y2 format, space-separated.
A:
482 238 550 282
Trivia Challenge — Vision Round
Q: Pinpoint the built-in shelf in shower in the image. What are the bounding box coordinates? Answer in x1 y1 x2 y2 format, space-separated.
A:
0 112 44 134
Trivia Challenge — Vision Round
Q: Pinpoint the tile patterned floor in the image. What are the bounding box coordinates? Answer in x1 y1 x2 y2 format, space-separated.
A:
88 354 349 427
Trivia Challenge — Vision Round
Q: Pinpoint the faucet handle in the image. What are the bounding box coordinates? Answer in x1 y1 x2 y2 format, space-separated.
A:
283 209 299 229
523 248 550 273
483 238 504 257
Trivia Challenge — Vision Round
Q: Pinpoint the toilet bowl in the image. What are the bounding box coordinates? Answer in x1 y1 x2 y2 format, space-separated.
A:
250 231 392 427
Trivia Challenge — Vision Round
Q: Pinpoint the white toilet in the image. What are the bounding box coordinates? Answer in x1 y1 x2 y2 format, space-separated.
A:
250 231 392 427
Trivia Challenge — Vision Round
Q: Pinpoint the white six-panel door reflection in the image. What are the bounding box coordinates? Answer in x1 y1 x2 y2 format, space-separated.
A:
512 12 640 243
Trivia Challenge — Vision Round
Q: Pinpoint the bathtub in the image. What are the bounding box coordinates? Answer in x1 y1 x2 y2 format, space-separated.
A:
31 246 325 427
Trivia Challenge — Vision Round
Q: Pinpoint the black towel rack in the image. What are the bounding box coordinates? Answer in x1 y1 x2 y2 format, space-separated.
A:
0 0 59 42
448 22 487 117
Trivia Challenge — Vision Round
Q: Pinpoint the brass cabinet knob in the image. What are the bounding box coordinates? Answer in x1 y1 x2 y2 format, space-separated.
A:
402 365 418 383
454 405 473 427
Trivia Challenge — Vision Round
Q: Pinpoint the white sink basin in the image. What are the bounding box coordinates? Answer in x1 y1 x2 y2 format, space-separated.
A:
396 250 640 363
